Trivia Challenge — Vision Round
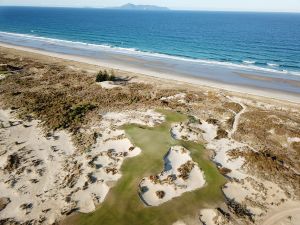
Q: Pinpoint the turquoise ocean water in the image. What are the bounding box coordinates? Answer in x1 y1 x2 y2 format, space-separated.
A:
0 7 300 94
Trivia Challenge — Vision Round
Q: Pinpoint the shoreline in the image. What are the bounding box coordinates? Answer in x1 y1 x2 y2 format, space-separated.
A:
1 30 300 78
1 42 300 104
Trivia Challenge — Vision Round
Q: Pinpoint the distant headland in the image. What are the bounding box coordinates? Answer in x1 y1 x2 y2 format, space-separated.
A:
108 3 170 11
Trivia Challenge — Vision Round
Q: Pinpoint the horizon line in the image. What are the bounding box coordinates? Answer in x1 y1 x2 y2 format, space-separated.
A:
0 5 299 14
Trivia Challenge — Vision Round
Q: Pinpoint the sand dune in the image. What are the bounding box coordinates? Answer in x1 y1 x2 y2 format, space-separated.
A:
0 109 164 224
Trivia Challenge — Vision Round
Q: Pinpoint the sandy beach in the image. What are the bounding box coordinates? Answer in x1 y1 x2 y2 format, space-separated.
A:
0 44 300 225
1 42 300 104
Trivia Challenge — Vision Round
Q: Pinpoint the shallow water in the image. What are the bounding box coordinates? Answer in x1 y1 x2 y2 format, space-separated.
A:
1 7 300 95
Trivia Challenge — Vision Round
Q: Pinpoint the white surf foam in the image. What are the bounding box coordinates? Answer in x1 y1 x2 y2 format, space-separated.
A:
267 63 279 67
1 31 300 77
243 60 255 64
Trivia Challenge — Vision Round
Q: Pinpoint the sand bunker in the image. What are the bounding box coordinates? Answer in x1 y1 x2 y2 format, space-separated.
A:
171 120 217 143
139 146 205 206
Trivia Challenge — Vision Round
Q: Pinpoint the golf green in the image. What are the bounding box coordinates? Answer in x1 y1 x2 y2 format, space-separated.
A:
71 109 226 225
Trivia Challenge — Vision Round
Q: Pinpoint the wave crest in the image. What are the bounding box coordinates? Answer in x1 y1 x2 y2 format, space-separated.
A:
0 31 299 77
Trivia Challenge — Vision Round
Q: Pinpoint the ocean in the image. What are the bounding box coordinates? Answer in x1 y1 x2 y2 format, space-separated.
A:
0 6 300 94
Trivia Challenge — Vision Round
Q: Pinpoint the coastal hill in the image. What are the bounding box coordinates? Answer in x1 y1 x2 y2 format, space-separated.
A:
109 3 170 11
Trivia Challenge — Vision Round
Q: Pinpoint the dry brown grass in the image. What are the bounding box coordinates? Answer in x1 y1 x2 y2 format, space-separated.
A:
235 110 300 169
223 102 243 114
228 107 300 198
0 52 164 150
229 148 300 198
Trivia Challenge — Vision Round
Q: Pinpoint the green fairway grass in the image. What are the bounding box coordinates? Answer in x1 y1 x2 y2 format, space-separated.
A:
70 109 226 225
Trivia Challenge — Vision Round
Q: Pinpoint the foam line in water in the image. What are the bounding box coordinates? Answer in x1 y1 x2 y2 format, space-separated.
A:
1 31 300 77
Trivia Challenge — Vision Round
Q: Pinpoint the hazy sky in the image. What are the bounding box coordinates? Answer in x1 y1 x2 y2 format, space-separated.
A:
0 0 300 12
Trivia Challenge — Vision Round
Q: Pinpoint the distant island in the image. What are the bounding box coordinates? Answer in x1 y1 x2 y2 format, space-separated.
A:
108 3 170 11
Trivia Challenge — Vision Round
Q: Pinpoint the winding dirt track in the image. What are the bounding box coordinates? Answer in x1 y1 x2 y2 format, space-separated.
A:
227 97 246 139
261 207 300 225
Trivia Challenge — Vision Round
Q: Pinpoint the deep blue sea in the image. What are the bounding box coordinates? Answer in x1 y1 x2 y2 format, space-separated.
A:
0 7 300 76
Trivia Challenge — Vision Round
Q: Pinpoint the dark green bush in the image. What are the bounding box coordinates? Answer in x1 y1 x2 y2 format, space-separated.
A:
96 70 116 82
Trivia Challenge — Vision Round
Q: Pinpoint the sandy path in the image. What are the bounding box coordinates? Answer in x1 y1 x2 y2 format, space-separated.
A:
261 207 300 225
228 98 247 139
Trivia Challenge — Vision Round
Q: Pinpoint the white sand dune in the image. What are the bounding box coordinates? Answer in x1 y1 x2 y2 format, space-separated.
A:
0 108 164 224
160 93 187 104
102 109 165 127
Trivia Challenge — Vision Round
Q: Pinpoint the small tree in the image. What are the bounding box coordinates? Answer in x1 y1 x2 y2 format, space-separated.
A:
96 70 116 82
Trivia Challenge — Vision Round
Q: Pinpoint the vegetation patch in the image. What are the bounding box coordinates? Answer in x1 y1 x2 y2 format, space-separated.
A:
227 198 254 222
62 104 96 129
0 54 165 149
229 148 300 196
96 70 116 82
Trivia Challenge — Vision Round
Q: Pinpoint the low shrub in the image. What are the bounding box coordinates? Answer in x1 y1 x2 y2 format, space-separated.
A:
62 104 96 128
96 70 116 82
